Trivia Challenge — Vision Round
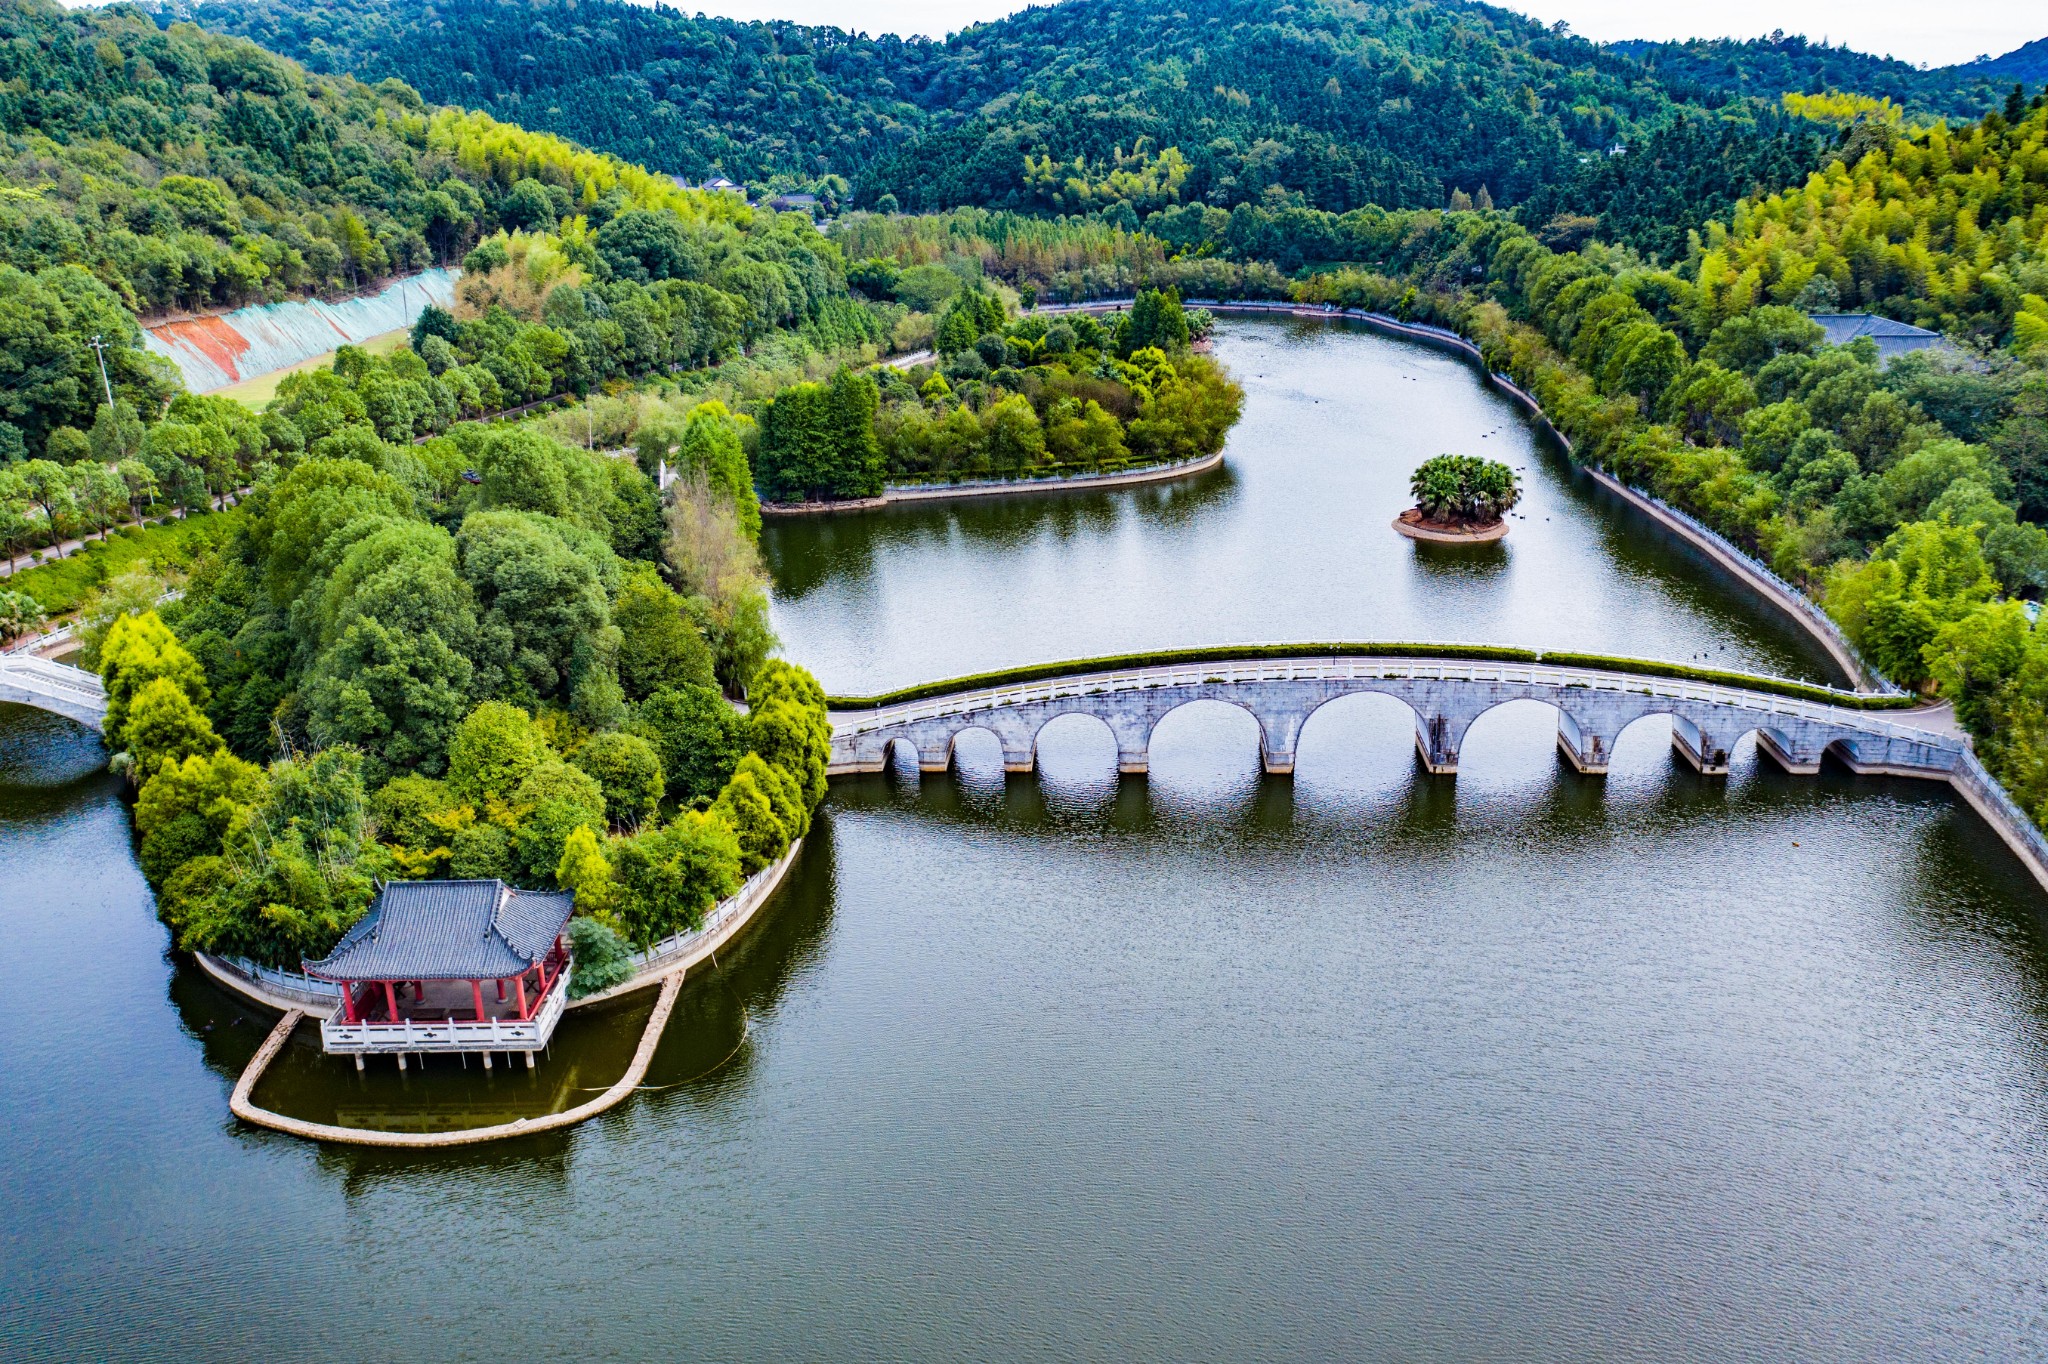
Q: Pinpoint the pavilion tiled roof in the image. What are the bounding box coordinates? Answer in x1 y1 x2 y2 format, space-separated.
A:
304 880 574 982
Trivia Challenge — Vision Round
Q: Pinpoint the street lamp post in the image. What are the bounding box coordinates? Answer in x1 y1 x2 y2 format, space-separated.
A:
87 335 117 411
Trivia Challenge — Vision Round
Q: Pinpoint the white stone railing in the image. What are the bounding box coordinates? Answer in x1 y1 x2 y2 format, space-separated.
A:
0 654 105 701
318 974 567 1053
215 956 342 1006
828 655 1955 750
626 846 796 975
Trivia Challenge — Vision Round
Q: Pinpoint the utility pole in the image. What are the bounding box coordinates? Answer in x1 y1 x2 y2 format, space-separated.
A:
87 335 117 411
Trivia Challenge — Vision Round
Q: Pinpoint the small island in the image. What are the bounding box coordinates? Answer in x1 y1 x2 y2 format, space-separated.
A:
1394 453 1522 543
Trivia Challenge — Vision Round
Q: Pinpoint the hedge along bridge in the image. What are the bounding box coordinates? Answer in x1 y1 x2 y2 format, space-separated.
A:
824 645 1955 784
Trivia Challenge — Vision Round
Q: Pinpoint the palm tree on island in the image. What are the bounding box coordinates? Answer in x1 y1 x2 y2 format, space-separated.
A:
1395 454 1522 542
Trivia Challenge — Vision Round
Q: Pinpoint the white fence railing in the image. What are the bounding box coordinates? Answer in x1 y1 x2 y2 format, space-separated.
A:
0 655 105 699
1627 491 1902 696
830 655 1959 751
626 846 795 976
885 452 1219 496
319 975 567 1053
1950 749 2048 874
215 956 342 1005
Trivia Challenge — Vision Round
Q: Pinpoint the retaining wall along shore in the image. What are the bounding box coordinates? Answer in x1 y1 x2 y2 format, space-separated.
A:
760 449 1226 516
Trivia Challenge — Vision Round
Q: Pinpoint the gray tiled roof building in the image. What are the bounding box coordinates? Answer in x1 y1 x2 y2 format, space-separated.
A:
1808 313 1949 366
305 880 575 982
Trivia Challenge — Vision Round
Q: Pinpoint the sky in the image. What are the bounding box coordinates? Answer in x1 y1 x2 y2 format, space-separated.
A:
666 0 2042 69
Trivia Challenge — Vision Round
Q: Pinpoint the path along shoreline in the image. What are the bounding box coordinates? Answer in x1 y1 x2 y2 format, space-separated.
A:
209 838 802 1146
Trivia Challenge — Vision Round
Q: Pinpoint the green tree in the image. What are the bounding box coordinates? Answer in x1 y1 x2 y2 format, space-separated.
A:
1827 520 1999 688
571 731 665 828
508 758 608 884
445 700 550 807
122 677 226 783
98 610 207 752
608 810 744 946
613 565 716 699
633 683 747 806
565 912 634 997
133 749 266 886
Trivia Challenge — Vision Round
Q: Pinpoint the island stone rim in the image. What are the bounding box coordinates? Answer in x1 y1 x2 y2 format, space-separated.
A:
1392 514 1508 543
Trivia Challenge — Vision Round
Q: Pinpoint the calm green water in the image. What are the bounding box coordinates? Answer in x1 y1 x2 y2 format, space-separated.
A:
4 318 2046 1361
762 317 1836 692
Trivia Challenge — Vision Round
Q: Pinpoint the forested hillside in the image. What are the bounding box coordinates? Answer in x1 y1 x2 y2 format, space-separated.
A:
0 4 852 971
173 0 929 184
179 0 1998 223
0 0 885 474
1609 34 2019 119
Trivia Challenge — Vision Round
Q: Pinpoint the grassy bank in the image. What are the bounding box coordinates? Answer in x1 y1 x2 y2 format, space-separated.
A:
215 329 408 410
7 512 236 615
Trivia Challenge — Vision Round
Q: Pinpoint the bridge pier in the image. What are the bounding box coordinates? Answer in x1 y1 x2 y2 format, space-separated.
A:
918 742 951 774
1755 729 1823 774
1255 704 1313 775
1103 712 1152 775
1555 710 1613 775
1413 713 1458 775
1670 716 1730 775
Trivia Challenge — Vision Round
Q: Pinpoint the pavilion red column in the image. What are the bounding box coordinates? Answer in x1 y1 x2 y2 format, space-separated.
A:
383 979 399 1022
472 980 487 1022
342 983 358 1024
515 974 530 1020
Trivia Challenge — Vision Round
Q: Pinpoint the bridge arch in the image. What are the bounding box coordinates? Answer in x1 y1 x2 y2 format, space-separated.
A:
1451 696 1571 777
1028 711 1119 777
0 658 107 735
935 723 1011 775
1145 697 1271 777
1290 689 1429 778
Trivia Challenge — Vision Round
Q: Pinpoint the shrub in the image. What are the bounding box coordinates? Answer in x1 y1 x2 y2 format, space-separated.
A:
566 915 635 998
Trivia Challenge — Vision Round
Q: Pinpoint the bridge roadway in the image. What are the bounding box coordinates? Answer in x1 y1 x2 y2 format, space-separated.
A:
0 647 1959 781
0 653 106 731
826 653 1964 781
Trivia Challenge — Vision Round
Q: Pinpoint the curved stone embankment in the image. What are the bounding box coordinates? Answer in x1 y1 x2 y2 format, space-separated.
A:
759 449 1225 517
229 972 684 1150
1392 514 1507 544
567 837 802 1009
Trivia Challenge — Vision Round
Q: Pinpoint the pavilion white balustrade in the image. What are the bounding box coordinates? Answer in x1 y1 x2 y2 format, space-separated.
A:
319 972 568 1054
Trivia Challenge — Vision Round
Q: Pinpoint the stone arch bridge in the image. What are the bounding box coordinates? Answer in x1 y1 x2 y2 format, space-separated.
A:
828 653 1962 781
0 648 1963 783
0 654 106 732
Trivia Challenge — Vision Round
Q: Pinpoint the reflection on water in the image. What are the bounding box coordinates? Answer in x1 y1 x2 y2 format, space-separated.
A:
764 318 1838 693
4 316 2048 1360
